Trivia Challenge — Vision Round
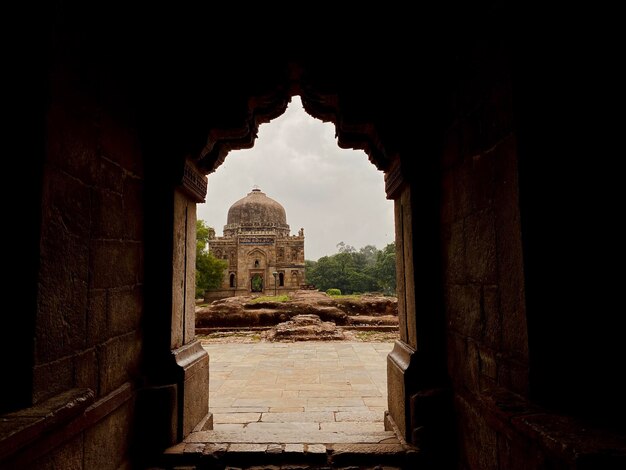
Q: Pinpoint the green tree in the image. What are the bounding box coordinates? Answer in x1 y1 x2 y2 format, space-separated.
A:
305 242 395 295
305 255 342 292
196 221 215 253
374 242 396 295
196 220 227 298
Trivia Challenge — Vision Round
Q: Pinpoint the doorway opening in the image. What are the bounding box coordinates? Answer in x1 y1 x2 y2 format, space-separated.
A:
194 96 398 446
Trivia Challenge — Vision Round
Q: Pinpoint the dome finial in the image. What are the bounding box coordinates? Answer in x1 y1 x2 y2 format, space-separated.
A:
252 184 260 192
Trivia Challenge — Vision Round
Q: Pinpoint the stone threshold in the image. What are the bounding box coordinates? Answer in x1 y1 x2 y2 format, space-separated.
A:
158 415 419 468
160 439 418 469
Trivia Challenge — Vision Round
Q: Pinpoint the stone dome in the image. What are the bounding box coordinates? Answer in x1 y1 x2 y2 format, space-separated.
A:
226 188 287 226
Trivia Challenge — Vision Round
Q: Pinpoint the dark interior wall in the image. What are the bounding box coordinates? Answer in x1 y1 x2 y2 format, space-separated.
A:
3 5 624 468
439 31 626 469
3 23 146 467
440 39 532 469
514 38 626 429
35 60 143 405
442 39 527 396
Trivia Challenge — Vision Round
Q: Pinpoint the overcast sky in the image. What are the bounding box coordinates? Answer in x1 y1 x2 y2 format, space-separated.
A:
197 96 395 261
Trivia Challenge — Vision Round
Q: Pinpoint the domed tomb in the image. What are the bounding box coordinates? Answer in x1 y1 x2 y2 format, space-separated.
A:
224 188 290 237
205 188 306 301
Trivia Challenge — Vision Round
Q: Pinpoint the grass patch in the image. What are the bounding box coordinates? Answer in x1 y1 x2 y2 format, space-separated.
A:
329 294 362 300
249 295 290 303
355 330 398 342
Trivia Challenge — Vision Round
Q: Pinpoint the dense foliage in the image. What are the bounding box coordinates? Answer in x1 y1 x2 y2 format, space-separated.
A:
306 242 396 295
196 220 228 298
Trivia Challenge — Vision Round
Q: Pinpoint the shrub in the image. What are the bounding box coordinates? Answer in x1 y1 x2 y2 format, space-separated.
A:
326 288 342 296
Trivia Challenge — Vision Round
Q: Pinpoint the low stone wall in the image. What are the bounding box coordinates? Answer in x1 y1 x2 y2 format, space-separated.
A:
196 291 398 329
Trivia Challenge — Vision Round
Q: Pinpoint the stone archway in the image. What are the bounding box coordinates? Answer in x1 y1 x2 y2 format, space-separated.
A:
187 80 438 446
117 58 447 462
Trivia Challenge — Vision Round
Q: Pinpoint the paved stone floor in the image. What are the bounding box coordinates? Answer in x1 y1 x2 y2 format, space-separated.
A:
202 341 393 435
162 341 420 467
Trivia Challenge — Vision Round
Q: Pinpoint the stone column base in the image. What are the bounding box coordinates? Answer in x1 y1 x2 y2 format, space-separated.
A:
171 339 210 438
387 340 418 443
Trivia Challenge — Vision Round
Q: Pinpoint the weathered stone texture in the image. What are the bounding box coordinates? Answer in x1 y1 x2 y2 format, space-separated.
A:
441 91 527 385
32 356 74 403
455 395 498 470
99 111 143 177
481 285 501 349
440 53 530 468
171 190 189 349
92 156 126 194
108 286 142 337
44 169 91 238
184 202 197 343
493 136 528 360
497 356 529 398
394 199 408 344
452 159 475 219
91 188 125 239
122 177 144 241
478 345 497 382
401 187 417 350
74 348 98 392
84 399 134 470
445 284 481 339
182 350 210 437
36 217 89 364
465 209 497 284
442 219 466 285
86 289 107 347
447 334 481 393
33 74 143 412
31 435 83 470
89 240 141 289
35 69 145 422
45 85 99 185
468 151 496 213
97 331 141 397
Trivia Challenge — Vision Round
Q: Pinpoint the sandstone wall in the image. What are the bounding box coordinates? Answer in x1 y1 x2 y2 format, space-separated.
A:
2 50 145 469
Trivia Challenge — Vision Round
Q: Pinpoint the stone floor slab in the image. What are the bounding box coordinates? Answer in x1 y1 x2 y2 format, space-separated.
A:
320 422 386 433
186 429 400 444
260 411 334 423
201 341 395 446
213 412 261 424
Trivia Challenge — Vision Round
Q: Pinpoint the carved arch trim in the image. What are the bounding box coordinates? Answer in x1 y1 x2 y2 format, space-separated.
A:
195 63 394 175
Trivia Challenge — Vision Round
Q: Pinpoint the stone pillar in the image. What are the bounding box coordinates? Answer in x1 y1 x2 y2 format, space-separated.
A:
169 160 211 438
384 159 419 442
384 157 450 455
138 158 211 455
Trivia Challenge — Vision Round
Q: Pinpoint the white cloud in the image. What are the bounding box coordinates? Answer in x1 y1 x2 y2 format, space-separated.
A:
198 96 394 261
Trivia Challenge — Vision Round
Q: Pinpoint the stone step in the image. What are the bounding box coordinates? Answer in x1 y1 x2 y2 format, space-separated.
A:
185 429 400 444
159 439 419 469
156 409 420 468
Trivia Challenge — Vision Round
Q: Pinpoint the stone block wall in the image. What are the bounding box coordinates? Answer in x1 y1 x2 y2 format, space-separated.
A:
440 42 531 469
441 89 528 400
16 60 144 468
438 37 626 469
